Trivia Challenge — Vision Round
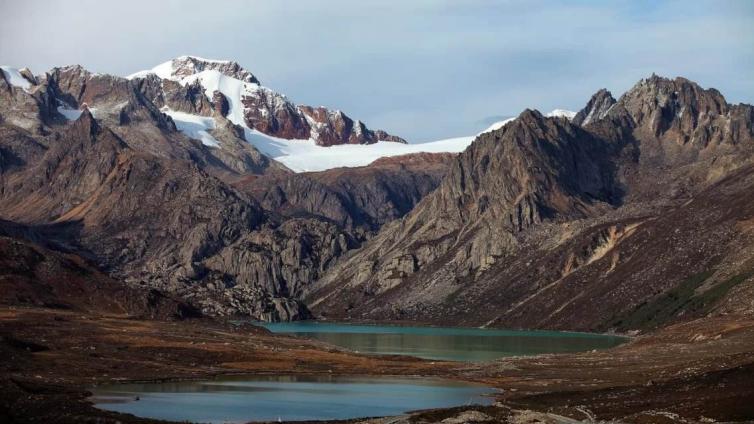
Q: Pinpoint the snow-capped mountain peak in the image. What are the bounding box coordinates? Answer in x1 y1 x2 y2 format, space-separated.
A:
128 55 260 84
0 66 35 91
128 56 406 147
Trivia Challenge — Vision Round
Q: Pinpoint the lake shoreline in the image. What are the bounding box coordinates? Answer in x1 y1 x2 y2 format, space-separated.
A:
2 306 754 423
235 316 636 339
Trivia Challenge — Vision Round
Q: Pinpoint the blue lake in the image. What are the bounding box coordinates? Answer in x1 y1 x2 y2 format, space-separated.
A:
92 375 494 423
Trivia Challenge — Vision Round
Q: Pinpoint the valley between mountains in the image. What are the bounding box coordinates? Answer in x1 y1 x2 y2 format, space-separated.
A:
2 56 754 423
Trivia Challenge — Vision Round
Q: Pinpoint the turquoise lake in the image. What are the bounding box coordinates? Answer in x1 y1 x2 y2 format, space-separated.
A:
260 321 627 361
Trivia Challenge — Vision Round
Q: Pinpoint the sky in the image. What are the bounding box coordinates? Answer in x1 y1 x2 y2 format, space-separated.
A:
1 0 753 142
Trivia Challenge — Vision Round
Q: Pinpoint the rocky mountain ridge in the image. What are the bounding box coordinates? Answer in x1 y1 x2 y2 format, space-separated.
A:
0 62 447 320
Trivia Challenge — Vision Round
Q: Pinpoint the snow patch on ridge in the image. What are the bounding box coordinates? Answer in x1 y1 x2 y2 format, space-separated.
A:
0 66 32 90
162 108 473 171
479 109 576 135
57 100 98 121
242 127 473 172
546 109 577 119
479 117 516 135
57 106 84 121
163 108 220 147
127 60 175 80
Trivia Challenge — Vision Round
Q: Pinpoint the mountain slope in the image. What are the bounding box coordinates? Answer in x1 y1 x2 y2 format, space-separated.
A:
308 76 754 332
240 152 455 233
0 62 453 320
308 110 626 321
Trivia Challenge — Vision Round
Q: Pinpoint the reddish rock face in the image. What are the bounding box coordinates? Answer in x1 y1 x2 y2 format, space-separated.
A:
297 105 407 146
373 129 407 143
240 87 310 139
299 106 356 146
46 65 127 107
614 75 752 147
237 92 406 145
368 151 457 167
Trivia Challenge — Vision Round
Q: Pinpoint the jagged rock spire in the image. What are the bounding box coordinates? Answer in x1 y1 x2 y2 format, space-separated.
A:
573 88 616 126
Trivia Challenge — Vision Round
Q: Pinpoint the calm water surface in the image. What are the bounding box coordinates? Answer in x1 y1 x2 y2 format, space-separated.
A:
260 321 627 361
92 375 493 423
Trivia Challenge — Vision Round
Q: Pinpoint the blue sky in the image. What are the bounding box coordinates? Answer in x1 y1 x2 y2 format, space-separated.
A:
1 0 752 141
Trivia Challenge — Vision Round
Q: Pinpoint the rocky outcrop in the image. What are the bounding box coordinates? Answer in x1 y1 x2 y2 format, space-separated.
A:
236 89 407 145
241 86 311 139
190 218 355 319
161 79 215 116
373 129 407 143
43 65 185 136
212 90 229 117
299 105 407 146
